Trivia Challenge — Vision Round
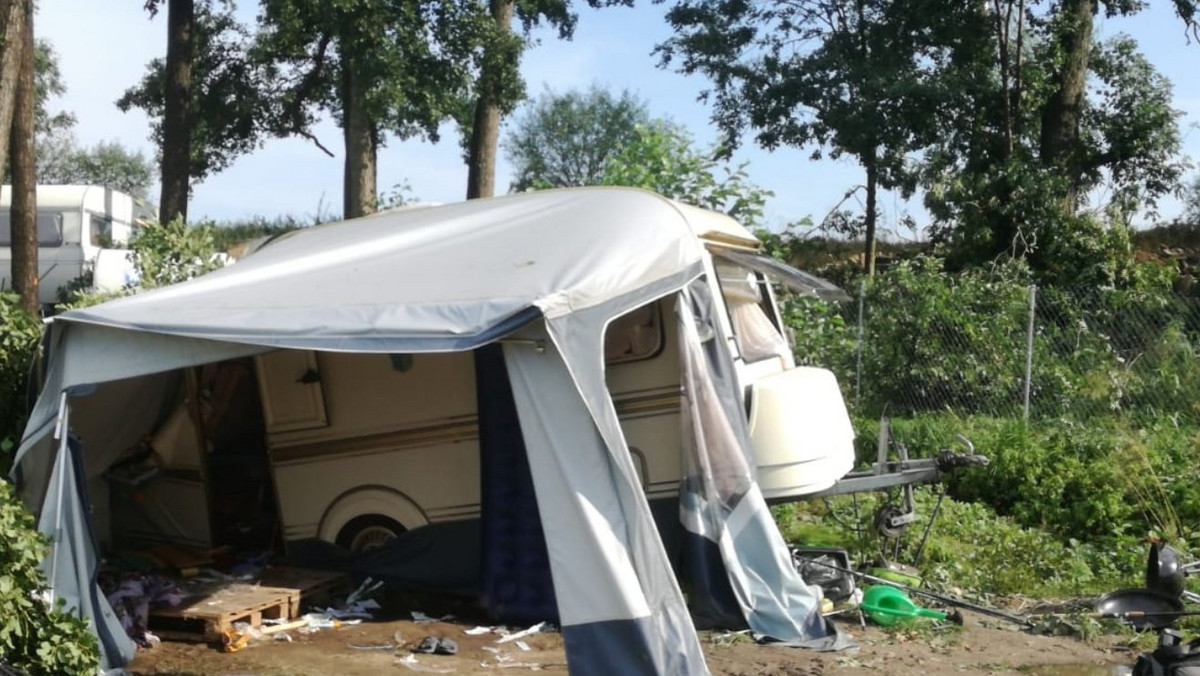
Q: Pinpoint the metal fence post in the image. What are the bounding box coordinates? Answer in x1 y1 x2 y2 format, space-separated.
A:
855 278 866 409
1023 284 1037 420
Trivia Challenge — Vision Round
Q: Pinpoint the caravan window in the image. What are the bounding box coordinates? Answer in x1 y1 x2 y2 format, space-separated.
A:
605 301 663 364
715 261 794 368
0 211 65 246
89 213 113 247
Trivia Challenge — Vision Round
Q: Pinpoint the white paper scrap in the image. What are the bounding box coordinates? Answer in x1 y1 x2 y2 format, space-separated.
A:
496 621 547 644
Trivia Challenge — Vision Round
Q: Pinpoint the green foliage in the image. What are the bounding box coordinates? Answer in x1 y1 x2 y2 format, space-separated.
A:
0 294 41 470
129 217 225 289
119 3 273 184
920 5 1183 271
37 139 157 199
863 415 1200 569
254 0 487 146
207 217 305 253
659 0 980 243
601 121 771 229
1183 174 1200 227
0 480 99 675
32 40 74 139
504 86 651 191
855 257 1034 416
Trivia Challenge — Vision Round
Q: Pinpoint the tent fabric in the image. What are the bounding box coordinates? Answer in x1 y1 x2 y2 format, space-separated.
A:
676 281 851 649
37 431 136 670
475 344 558 622
504 319 708 676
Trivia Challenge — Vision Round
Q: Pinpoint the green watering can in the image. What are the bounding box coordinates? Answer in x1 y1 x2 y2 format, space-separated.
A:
861 585 962 626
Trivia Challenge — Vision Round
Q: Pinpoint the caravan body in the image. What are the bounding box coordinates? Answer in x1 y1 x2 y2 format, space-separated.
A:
0 185 138 304
139 200 856 552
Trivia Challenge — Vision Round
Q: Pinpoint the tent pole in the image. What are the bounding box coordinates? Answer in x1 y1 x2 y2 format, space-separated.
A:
47 397 70 605
184 367 217 547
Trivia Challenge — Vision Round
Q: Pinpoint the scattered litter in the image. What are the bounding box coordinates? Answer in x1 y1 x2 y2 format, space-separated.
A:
273 633 294 643
414 636 458 655
221 628 252 653
302 612 363 630
482 661 543 670
396 654 454 673
481 646 501 655
344 577 384 606
349 642 397 650
105 574 184 648
261 618 308 635
496 622 547 644
465 625 495 635
325 598 381 620
514 640 530 652
411 611 456 623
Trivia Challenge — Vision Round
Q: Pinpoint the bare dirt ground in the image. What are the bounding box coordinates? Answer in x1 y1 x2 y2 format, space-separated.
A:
128 610 1135 676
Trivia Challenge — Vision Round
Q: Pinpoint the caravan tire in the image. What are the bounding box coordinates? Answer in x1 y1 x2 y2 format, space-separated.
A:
336 515 407 553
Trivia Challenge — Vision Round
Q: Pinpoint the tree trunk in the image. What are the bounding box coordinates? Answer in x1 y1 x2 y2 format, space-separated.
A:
9 0 35 316
1039 0 1094 213
342 61 377 219
159 0 194 225
863 153 878 276
466 0 515 200
0 0 27 183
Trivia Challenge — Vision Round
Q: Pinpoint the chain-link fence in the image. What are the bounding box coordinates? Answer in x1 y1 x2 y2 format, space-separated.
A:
787 274 1200 424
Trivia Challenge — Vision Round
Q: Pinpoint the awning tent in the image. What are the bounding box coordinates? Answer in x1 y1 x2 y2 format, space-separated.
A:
14 187 842 674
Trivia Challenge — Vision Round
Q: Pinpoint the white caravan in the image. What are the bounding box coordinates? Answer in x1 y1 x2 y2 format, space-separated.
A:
124 191 859 553
0 185 139 305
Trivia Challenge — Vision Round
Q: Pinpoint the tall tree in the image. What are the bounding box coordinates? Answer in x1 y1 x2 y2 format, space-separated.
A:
157 0 194 223
130 0 201 221
461 0 630 200
0 0 28 183
465 0 518 199
659 0 973 275
120 4 272 187
8 0 34 316
255 0 486 218
504 86 649 191
923 1 1191 273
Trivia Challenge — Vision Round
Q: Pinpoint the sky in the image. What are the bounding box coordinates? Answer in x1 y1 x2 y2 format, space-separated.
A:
34 1 1200 235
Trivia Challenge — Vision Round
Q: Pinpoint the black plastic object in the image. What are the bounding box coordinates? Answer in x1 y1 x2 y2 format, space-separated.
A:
792 547 856 601
1148 542 1187 599
1096 588 1186 630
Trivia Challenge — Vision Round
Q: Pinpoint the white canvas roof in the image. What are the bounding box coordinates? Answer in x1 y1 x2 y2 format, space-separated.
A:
56 187 747 350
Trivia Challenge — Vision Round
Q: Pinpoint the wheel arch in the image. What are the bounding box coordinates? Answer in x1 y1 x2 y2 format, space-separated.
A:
316 485 429 543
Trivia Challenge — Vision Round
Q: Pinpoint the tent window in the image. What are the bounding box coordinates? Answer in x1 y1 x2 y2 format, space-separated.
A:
604 301 663 364
0 211 65 246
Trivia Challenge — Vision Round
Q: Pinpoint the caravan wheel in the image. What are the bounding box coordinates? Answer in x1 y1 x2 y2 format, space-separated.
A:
336 515 407 553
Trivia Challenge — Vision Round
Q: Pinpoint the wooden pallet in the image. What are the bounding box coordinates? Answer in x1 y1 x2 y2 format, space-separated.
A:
149 583 295 642
257 567 352 616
